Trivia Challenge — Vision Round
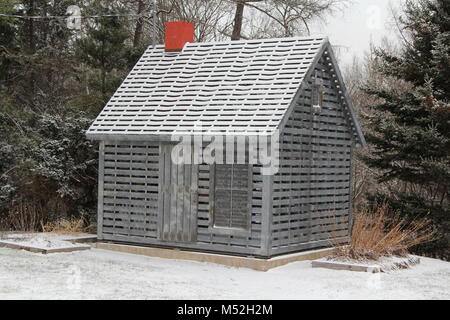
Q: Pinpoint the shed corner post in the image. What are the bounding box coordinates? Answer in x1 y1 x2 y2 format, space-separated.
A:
97 141 105 241
347 146 355 243
261 173 274 257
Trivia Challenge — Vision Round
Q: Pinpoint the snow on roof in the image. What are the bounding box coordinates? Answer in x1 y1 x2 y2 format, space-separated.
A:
86 36 329 139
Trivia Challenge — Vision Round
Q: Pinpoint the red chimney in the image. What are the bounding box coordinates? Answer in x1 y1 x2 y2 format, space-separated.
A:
165 21 195 51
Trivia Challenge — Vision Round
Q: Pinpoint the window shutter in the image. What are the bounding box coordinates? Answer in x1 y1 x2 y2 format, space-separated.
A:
213 164 251 231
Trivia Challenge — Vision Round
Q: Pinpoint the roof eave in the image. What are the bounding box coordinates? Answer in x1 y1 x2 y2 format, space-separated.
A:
85 131 277 142
324 43 367 147
85 133 175 142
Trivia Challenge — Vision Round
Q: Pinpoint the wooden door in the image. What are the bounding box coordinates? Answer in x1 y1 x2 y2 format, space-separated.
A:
158 144 198 242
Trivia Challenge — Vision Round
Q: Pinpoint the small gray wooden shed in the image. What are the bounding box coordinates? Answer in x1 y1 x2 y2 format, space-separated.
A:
86 35 365 258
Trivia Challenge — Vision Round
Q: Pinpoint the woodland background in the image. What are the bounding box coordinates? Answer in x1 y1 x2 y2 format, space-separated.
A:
0 0 448 259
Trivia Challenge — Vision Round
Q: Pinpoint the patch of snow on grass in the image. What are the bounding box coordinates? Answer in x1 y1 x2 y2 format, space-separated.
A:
0 233 86 250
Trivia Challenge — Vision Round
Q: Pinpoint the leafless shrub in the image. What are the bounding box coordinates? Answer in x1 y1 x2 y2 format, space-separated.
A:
333 205 436 261
1 200 46 232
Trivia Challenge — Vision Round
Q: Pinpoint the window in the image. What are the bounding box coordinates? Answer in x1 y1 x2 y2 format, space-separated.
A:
211 164 252 232
312 83 324 109
312 74 325 114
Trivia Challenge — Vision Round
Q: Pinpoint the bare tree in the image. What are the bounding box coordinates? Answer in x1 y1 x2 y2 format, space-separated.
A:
170 0 233 41
133 0 146 47
228 0 347 39
124 0 351 44
343 55 376 206
142 0 232 42
230 0 264 40
119 0 348 45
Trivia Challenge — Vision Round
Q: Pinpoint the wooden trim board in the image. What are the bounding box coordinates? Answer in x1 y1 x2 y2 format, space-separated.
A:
95 242 334 272
312 256 421 273
63 235 97 243
0 232 96 254
312 260 381 273
0 241 91 254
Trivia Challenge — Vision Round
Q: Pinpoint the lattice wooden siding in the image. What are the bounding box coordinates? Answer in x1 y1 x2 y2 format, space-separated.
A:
98 142 264 255
271 52 353 255
100 142 160 240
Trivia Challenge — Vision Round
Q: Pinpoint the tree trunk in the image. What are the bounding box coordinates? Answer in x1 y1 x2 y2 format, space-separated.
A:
133 0 146 47
26 0 36 106
231 1 245 40
27 0 35 53
101 68 106 101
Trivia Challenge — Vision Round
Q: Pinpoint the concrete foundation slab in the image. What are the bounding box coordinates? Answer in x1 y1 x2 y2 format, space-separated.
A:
95 242 335 271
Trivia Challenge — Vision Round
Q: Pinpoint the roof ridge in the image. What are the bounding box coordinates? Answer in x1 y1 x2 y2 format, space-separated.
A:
149 35 329 50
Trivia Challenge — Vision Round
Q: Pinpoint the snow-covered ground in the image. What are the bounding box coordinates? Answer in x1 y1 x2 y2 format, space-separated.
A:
0 247 449 300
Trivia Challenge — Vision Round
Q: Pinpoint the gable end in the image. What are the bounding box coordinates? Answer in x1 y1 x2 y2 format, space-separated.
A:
278 42 366 147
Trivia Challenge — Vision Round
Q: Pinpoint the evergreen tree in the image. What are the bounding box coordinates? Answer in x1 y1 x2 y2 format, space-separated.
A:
0 1 99 229
75 2 136 111
363 0 450 259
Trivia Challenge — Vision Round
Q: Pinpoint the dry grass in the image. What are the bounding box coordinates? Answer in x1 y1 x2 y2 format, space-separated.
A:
42 217 90 235
1 200 46 231
334 205 436 261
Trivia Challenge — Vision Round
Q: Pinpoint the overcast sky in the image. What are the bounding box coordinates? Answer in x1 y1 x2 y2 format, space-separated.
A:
310 0 400 66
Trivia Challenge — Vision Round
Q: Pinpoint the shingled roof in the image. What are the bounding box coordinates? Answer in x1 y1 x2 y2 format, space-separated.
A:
86 36 365 145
